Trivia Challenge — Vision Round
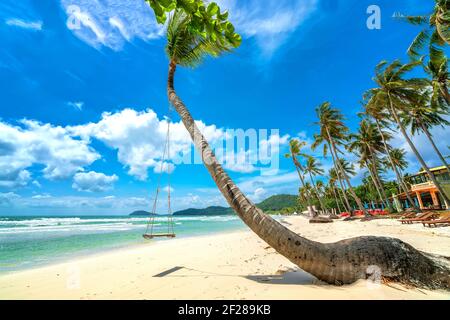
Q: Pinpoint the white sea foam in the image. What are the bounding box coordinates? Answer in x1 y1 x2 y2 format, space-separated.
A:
0 217 83 227
0 215 239 236
0 222 161 234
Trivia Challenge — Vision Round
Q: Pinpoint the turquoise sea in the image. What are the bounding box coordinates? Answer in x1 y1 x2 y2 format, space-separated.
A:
0 215 246 273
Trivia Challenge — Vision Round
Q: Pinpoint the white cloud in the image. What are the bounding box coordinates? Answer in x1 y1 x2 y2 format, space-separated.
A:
0 193 150 209
0 169 31 189
0 120 100 189
5 18 43 31
72 171 118 192
1 108 287 192
31 193 51 199
216 0 318 56
0 192 20 207
172 190 227 210
32 180 41 188
153 161 175 174
109 17 130 40
61 0 164 50
61 0 317 56
237 171 299 195
68 101 84 111
68 108 226 180
251 187 268 203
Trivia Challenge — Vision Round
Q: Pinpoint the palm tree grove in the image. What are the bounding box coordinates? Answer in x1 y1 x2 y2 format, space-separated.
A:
144 0 450 289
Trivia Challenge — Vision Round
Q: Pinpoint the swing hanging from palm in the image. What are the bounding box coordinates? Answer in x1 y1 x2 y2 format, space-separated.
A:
143 115 176 239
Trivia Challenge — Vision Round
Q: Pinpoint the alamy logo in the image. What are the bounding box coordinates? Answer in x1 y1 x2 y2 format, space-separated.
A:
367 5 381 30
176 128 283 175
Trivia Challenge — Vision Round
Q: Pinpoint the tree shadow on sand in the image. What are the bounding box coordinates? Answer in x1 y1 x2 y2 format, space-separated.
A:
152 265 322 286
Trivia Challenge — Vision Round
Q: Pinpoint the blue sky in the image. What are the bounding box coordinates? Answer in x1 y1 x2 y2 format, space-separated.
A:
0 0 447 215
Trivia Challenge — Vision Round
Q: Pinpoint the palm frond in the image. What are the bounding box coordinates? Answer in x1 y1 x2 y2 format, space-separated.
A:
407 30 430 58
393 13 429 25
166 9 235 68
392 59 423 79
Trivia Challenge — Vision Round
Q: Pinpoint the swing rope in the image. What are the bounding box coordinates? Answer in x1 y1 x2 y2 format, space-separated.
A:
143 111 176 239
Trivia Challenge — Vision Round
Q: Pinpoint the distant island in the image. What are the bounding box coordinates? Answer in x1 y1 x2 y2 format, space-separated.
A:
256 194 298 213
128 194 298 216
173 206 234 216
129 210 159 216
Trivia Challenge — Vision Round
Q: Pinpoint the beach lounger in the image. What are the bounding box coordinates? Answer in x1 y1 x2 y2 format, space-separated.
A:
422 212 450 228
399 212 416 219
353 210 364 216
422 219 450 227
401 212 438 224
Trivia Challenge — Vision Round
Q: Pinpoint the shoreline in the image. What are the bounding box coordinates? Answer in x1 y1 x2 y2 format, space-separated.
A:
0 214 246 275
1 216 449 300
1 229 245 274
0 227 246 277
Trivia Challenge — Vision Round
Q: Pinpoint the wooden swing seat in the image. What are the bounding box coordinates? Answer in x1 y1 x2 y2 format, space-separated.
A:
143 233 176 239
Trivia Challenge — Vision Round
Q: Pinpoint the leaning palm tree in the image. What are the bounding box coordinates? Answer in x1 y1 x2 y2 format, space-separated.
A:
285 139 314 213
335 157 359 208
335 158 359 211
402 93 450 173
330 154 353 212
315 180 326 199
390 148 409 173
367 59 450 208
313 103 369 216
356 157 386 207
349 120 393 211
395 0 449 58
328 169 345 213
304 156 327 213
147 2 450 288
298 186 308 206
384 148 420 210
337 158 357 178
363 94 420 211
397 0 450 104
426 51 450 105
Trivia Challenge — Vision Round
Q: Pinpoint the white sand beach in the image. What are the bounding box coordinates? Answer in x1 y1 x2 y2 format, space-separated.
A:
1 215 449 300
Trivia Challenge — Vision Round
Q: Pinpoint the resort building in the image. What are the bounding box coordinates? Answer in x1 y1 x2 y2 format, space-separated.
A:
393 166 450 210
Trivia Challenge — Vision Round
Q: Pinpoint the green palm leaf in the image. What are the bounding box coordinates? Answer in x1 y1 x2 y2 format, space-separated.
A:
408 30 430 57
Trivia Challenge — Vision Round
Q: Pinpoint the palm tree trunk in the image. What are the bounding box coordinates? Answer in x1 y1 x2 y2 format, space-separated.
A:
166 60 450 288
419 122 450 174
374 119 419 211
292 155 314 214
365 160 386 207
368 148 393 211
335 186 347 213
331 185 343 213
308 171 327 214
338 184 351 211
328 142 352 212
439 84 450 104
326 128 369 216
387 93 450 209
